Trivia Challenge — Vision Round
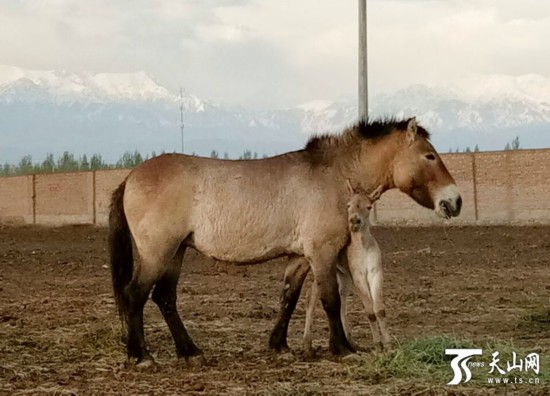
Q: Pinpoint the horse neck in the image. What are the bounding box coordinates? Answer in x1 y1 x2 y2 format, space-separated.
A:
348 133 403 192
305 132 403 204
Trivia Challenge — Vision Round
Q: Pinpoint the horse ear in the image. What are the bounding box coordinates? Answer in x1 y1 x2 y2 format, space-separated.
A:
345 179 354 196
406 117 417 142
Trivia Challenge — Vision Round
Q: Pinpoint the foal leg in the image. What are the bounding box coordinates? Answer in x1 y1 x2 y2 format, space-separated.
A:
303 277 319 354
151 247 204 365
357 279 382 348
337 266 357 350
348 257 382 348
309 249 355 356
269 257 310 352
368 262 391 345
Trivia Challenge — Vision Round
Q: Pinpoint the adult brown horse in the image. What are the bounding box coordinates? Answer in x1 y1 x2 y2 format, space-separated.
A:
109 117 461 367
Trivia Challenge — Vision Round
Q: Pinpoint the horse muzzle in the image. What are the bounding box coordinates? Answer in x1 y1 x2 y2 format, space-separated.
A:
435 185 462 219
437 195 462 219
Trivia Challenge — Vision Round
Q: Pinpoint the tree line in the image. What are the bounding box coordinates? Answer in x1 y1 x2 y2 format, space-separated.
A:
208 150 267 160
1 150 269 177
449 136 521 153
1 138 524 177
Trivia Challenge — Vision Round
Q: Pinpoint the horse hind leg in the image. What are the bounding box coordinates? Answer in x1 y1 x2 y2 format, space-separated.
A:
151 246 204 366
124 275 156 367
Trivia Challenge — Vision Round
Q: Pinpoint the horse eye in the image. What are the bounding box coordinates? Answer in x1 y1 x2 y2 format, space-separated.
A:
425 153 436 161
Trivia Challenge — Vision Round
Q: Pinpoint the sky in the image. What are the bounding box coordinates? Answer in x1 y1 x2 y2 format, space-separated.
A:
1 0 550 109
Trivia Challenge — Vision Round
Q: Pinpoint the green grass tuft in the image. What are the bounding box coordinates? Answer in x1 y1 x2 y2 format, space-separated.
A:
348 335 548 387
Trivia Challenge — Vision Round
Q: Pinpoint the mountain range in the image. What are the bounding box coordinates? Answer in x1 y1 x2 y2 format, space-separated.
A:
1 64 549 164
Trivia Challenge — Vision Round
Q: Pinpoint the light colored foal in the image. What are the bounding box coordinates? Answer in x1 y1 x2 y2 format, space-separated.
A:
303 182 391 352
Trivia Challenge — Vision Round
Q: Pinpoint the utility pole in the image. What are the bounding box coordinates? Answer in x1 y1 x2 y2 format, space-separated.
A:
180 87 185 154
358 0 368 122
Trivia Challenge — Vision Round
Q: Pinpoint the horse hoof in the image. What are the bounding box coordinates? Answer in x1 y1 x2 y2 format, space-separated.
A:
277 351 296 364
186 354 206 368
137 357 157 370
341 353 363 364
304 347 316 359
126 355 157 370
330 344 355 357
349 341 361 352
352 344 369 353
382 338 395 350
270 343 291 354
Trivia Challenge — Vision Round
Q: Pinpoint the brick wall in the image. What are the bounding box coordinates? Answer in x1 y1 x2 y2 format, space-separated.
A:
1 149 550 226
0 175 33 224
34 172 95 225
94 169 131 225
508 150 550 222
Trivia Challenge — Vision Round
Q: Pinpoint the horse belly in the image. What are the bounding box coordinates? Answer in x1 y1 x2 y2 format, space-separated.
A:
189 177 304 262
191 222 299 263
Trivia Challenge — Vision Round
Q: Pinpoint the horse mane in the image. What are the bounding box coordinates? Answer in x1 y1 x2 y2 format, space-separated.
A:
304 117 430 153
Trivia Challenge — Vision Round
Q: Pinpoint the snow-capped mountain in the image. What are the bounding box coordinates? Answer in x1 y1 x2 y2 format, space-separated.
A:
298 79 550 151
0 65 205 110
1 65 549 164
0 65 307 162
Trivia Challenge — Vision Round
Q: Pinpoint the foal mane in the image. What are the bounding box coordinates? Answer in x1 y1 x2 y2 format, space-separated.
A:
304 117 430 154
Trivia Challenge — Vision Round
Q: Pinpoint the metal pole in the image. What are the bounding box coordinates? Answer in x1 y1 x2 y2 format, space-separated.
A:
358 0 368 121
180 87 185 154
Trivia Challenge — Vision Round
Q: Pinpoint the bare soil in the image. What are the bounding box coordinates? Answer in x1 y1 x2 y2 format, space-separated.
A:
1 225 549 395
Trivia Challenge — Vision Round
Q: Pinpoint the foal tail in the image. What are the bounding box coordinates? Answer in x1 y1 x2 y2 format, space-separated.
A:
108 180 133 325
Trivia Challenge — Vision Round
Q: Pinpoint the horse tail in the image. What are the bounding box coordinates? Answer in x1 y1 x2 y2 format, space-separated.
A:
108 180 133 325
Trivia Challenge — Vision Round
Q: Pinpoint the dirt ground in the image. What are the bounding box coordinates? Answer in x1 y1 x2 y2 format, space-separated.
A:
1 225 549 395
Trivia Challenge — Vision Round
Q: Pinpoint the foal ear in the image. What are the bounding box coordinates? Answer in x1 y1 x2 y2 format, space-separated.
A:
369 185 384 202
406 117 418 143
345 179 354 196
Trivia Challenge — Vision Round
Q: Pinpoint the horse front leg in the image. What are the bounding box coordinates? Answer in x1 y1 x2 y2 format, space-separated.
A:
309 248 356 356
303 277 319 354
269 256 310 352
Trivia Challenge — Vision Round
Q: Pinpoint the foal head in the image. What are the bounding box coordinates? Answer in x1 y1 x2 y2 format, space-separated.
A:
346 181 383 233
